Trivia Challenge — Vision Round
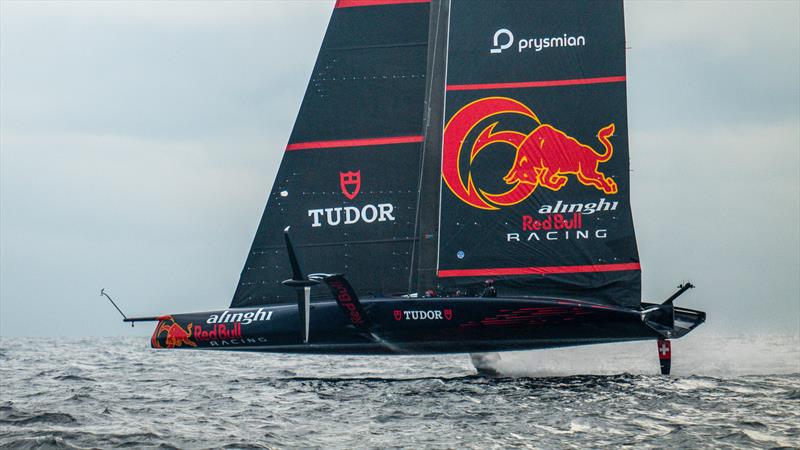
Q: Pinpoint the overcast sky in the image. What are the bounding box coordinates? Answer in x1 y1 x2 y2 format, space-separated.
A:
1 1 798 337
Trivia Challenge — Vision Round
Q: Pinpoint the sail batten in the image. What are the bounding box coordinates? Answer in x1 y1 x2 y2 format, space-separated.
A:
446 75 627 91
438 262 642 278
336 0 431 9
286 135 424 151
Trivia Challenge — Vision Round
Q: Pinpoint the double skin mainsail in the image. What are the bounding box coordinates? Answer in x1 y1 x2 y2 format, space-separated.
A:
110 0 705 374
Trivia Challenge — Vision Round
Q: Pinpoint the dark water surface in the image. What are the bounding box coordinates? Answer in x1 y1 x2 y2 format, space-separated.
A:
1 336 798 449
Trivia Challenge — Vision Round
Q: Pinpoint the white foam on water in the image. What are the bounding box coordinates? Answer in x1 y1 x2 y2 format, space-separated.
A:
480 330 800 378
742 429 795 448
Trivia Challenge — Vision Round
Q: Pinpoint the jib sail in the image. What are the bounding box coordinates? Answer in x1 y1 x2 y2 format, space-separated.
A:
435 0 641 307
231 0 430 308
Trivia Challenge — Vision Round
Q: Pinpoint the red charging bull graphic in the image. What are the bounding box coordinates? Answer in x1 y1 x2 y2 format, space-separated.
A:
152 316 197 349
442 97 618 210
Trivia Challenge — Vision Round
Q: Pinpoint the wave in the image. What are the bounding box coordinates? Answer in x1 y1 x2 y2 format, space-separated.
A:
52 375 96 382
0 412 78 426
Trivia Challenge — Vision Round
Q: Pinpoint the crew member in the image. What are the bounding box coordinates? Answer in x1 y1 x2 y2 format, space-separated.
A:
481 279 497 298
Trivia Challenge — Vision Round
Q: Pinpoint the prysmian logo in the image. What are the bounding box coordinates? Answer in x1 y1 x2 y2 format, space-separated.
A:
490 28 514 54
490 28 586 54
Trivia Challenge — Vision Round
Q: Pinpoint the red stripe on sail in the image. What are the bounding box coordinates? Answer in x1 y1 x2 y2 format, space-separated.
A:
446 76 626 91
437 263 641 277
336 0 430 8
286 135 423 151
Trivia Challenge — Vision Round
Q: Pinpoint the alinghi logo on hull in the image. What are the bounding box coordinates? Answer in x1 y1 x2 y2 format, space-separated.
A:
206 308 272 325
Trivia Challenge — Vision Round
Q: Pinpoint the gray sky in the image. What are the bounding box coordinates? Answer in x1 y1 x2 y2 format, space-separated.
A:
1 1 798 337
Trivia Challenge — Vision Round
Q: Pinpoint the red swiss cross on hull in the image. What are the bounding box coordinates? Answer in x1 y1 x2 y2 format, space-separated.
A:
340 170 361 200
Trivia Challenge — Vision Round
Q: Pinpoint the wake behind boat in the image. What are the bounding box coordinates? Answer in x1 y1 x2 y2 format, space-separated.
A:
106 0 705 375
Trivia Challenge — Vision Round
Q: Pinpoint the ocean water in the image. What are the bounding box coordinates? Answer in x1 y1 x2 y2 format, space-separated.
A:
1 334 798 449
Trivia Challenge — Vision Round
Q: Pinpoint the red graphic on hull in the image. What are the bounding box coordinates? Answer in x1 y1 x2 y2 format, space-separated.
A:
329 279 366 326
459 304 602 328
152 316 197 348
193 323 242 341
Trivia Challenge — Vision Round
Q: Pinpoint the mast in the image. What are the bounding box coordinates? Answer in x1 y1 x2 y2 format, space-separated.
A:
412 0 449 294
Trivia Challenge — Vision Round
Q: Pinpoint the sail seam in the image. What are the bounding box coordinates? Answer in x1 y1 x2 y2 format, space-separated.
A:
446 75 626 91
251 237 417 251
437 263 641 277
286 135 423 151
327 42 427 51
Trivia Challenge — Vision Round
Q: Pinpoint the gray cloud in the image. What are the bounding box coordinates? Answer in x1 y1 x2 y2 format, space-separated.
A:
626 1 800 128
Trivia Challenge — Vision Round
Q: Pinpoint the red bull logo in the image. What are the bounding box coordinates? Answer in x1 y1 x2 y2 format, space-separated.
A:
152 316 197 349
442 97 618 210
329 279 366 326
194 323 242 341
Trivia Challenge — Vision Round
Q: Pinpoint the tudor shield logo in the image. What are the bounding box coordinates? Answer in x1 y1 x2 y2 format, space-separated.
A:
309 169 396 227
340 170 361 200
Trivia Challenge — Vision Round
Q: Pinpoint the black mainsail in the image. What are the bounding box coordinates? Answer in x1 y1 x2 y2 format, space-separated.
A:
237 0 640 309
434 0 640 308
116 0 705 372
232 0 431 307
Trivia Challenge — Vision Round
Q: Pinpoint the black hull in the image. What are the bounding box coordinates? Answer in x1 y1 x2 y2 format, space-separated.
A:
151 297 704 355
